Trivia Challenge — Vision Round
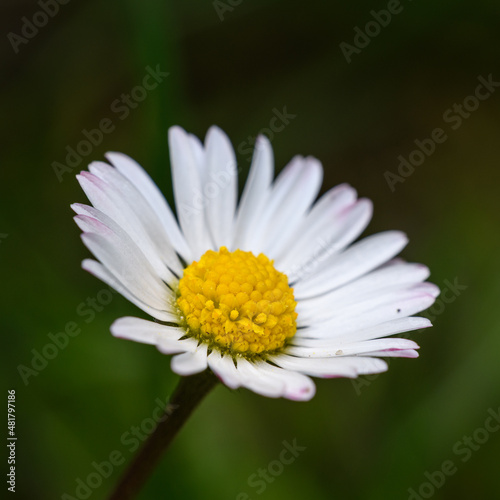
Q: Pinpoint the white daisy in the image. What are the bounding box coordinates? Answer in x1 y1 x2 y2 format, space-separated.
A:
72 125 439 401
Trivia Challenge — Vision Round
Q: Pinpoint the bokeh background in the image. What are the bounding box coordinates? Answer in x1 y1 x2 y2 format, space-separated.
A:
2 1 500 499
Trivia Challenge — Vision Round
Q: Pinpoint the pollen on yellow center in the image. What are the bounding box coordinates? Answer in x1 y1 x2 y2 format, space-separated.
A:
176 247 298 357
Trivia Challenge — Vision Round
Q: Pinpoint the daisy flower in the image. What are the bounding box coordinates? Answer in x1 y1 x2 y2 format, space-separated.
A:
72 126 438 401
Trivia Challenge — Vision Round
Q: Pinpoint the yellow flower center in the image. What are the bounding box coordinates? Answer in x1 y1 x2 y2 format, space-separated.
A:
176 247 297 358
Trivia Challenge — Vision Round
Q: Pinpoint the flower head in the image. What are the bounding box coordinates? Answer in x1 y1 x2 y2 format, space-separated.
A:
72 126 438 401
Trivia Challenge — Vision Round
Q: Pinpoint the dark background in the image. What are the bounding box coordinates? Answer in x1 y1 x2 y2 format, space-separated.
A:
2 1 500 499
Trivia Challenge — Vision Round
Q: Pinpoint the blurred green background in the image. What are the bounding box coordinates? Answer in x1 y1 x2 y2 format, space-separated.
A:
2 1 500 499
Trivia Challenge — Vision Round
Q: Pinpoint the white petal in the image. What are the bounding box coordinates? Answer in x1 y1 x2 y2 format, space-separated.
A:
283 198 372 280
75 211 174 301
294 231 409 299
156 336 199 355
207 351 243 389
233 358 286 398
298 282 439 328
73 203 178 284
105 152 192 262
76 173 179 282
364 349 419 358
272 184 356 265
82 259 177 322
204 126 238 248
81 231 170 311
293 316 432 345
273 184 357 262
76 211 177 311
296 266 434 325
110 316 183 345
270 354 388 378
299 262 430 313
233 135 274 250
169 126 213 259
244 156 310 254
262 157 324 256
206 355 316 400
296 288 437 339
171 344 208 375
252 361 316 401
344 316 432 343
206 352 316 400
87 162 183 275
286 338 419 358
306 183 358 220
187 134 205 179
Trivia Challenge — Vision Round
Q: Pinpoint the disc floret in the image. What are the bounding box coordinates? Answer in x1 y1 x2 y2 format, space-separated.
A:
176 247 297 358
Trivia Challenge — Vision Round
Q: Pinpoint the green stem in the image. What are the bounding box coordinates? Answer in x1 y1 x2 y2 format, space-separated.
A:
108 370 218 500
